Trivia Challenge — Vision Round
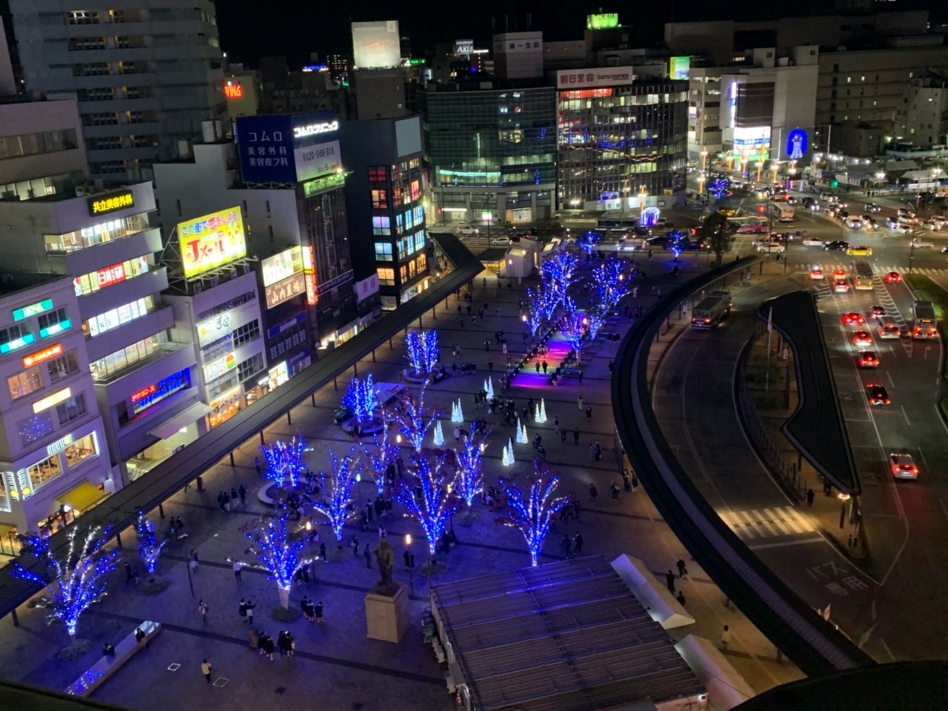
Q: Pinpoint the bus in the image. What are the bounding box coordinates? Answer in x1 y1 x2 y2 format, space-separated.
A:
850 260 874 290
913 300 937 339
597 216 641 233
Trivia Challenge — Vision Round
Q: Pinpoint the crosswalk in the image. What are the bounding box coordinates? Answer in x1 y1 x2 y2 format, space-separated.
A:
717 506 816 540
798 263 948 278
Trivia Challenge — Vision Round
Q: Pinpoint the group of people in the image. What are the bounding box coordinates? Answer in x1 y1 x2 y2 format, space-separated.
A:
249 629 295 661
216 486 247 512
299 596 324 624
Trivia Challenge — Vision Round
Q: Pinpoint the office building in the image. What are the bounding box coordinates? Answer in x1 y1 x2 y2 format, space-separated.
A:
420 83 557 226
223 67 260 125
493 32 543 80
895 72 948 147
154 112 365 350
338 117 428 310
0 274 112 535
161 211 266 431
0 181 202 484
9 0 228 183
556 67 688 212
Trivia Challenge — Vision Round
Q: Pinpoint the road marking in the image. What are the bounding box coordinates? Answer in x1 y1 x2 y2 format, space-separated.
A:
763 508 792 535
900 405 911 427
886 371 896 389
747 537 824 550
917 446 928 469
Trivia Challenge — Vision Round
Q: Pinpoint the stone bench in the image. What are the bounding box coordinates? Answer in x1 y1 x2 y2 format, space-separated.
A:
65 620 161 697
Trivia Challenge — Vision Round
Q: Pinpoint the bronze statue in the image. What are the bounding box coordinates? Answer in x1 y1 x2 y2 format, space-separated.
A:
372 536 397 596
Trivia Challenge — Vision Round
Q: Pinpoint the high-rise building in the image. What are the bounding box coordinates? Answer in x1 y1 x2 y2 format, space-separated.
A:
894 72 948 148
493 32 544 80
556 67 688 212
8 0 228 183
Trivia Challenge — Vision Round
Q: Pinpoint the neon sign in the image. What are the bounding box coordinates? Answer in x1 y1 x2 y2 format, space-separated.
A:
293 121 338 139
88 190 134 217
177 207 247 280
33 387 71 414
23 343 63 368
13 299 53 322
224 82 243 99
131 369 190 415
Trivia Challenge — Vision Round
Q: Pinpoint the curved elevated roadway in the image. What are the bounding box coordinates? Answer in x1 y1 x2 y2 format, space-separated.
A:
612 258 874 676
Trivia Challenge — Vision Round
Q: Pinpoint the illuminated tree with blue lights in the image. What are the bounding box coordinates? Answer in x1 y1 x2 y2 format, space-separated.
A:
135 510 166 578
312 447 363 542
561 308 588 363
244 502 313 608
392 389 439 453
455 424 490 509
591 258 630 318
362 412 399 496
394 450 461 555
526 286 556 337
405 329 439 378
260 434 308 489
343 374 380 426
12 525 118 639
541 251 579 310
499 462 570 566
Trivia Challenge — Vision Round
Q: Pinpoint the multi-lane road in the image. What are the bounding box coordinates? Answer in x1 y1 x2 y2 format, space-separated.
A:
650 194 948 663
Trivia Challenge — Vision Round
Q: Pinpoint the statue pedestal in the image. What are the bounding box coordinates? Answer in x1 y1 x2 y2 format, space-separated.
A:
364 583 410 643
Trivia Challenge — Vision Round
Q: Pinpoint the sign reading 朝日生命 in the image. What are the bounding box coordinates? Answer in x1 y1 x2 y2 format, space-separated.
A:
556 67 634 89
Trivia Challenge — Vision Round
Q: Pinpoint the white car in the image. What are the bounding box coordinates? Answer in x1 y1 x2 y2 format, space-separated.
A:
845 217 863 230
921 221 940 232
757 243 786 254
890 453 919 480
454 224 480 235
802 237 825 247
911 238 934 249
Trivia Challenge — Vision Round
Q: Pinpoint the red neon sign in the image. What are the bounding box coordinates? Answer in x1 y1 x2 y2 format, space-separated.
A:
224 82 243 99
130 384 157 403
23 343 63 368
96 262 126 289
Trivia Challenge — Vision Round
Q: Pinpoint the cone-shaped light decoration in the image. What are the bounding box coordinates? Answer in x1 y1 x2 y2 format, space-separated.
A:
433 420 445 446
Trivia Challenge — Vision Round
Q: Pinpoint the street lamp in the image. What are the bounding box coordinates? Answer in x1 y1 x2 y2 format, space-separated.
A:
726 151 734 172
404 533 414 596
639 185 647 221
701 149 708 172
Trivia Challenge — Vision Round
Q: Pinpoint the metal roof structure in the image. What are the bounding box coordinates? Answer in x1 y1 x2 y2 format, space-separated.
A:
432 556 705 711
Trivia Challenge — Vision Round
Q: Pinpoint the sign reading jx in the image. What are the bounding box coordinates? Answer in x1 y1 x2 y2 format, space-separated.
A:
235 113 340 184
787 128 808 160
88 189 134 217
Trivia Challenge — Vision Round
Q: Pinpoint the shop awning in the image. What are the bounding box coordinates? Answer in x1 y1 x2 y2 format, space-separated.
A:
147 402 212 441
56 481 106 513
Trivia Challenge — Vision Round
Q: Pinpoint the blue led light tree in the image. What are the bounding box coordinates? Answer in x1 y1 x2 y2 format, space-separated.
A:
392 389 439 453
541 251 579 310
135 510 166 579
343 374 380 426
244 502 313 608
260 433 308 489
561 308 588 363
312 447 363 542
499 462 570 566
405 329 440 379
12 526 118 639
455 424 490 509
591 258 630 319
394 450 461 555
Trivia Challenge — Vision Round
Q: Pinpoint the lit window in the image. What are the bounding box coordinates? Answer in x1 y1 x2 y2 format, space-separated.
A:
372 216 391 235
376 267 395 286
371 189 388 209
374 242 393 261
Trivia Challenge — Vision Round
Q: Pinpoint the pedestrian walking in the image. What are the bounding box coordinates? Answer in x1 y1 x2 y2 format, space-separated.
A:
125 561 134 582
319 542 327 560
573 532 584 555
238 599 247 622
622 472 631 491
676 558 688 579
630 473 638 493
198 600 209 622
806 488 815 507
585 406 592 423
577 394 584 410
561 534 572 558
238 484 247 505
561 429 567 444
720 625 731 651
542 360 548 374
488 360 493 372
351 536 359 556
454 427 461 442
246 599 256 624
315 601 324 624
201 659 212 684
578 371 583 386
666 570 676 593
610 481 620 500
593 441 601 461
553 415 559 433
364 544 372 569
589 483 598 502
233 560 242 581
189 556 198 575
587 443 594 461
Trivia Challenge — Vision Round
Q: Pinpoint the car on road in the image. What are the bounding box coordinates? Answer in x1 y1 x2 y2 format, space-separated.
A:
737 223 768 234
810 265 824 280
842 312 866 326
824 240 850 251
453 223 480 235
802 197 820 211
921 221 941 232
883 271 902 284
833 279 851 293
846 245 873 256
878 317 902 339
863 217 879 231
857 351 879 369
890 453 919 480
802 237 825 247
897 208 916 220
756 242 786 254
911 238 934 249
871 305 886 319
865 202 882 213
853 330 873 347
718 207 739 217
845 217 863 230
866 383 890 406
645 235 670 248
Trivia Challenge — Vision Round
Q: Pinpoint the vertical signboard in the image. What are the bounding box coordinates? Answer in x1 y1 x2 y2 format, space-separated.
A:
352 20 401 69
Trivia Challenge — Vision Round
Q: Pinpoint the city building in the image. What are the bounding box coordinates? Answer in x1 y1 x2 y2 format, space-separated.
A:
688 46 819 170
0 181 202 484
0 274 113 535
258 59 347 118
0 97 87 200
154 112 365 350
556 66 689 212
349 20 407 120
161 209 267 431
493 32 543 80
893 72 948 148
8 0 228 183
419 83 557 226
223 66 260 125
338 117 429 310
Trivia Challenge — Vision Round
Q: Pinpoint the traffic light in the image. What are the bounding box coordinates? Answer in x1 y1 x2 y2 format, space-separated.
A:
830 180 839 188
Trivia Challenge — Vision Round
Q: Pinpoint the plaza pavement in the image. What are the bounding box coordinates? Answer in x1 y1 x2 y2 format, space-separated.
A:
0 251 804 710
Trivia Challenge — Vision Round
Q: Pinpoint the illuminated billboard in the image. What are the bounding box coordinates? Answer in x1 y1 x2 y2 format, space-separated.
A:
556 67 634 89
352 20 401 69
177 208 247 280
265 272 307 309
234 112 339 184
669 56 690 81
586 13 619 30
261 247 304 288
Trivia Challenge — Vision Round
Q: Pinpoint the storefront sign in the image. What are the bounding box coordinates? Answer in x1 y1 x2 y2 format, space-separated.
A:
46 433 74 457
203 352 237 382
354 274 379 302
586 13 619 29
197 311 233 347
22 343 63 368
39 319 70 339
556 66 634 89
0 331 34 355
267 311 307 339
303 172 345 198
294 140 340 183
131 369 190 414
33 387 71 414
267 361 289 390
97 262 126 289
178 207 247 280
88 189 135 217
224 81 243 99
265 272 307 309
302 245 318 305
733 126 771 153
261 247 303 288
292 121 338 139
13 299 53 322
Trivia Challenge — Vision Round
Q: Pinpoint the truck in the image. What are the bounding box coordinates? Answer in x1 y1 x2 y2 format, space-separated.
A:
912 300 937 339
691 290 733 329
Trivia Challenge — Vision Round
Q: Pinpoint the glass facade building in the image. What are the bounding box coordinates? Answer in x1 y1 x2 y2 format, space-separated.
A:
557 80 689 211
420 85 557 226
